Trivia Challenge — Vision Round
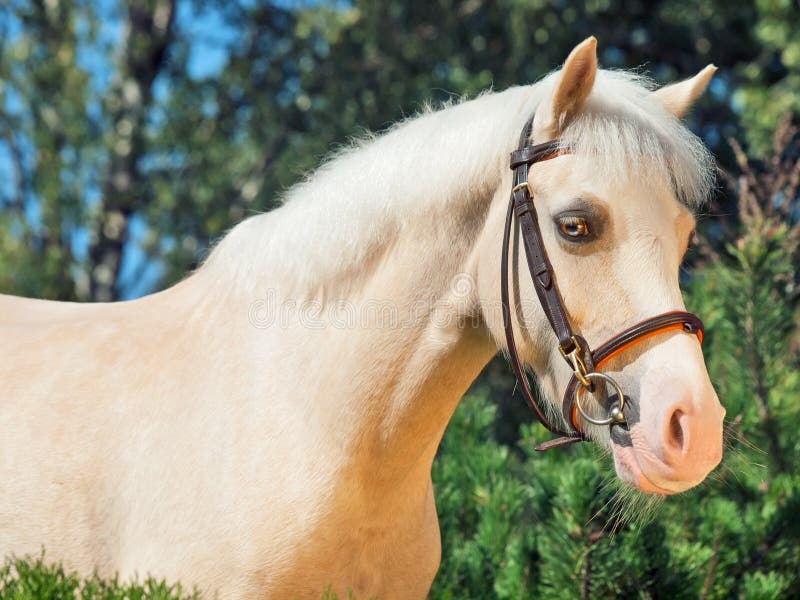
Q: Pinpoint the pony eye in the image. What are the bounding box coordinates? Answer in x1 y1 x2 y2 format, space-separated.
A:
557 217 591 240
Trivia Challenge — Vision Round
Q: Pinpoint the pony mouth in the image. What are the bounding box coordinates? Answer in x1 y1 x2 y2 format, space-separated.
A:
610 442 685 495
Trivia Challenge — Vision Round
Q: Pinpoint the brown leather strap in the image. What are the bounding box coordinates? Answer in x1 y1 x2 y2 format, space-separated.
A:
502 180 579 440
510 124 585 358
510 146 564 169
501 116 582 442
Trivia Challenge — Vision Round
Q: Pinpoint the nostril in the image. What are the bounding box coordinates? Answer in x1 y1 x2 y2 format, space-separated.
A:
668 409 686 453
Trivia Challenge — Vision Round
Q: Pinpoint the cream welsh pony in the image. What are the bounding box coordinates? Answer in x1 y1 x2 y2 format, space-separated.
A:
0 38 724 598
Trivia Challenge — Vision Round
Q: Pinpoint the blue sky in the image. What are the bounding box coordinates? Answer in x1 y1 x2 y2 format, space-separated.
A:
0 0 245 299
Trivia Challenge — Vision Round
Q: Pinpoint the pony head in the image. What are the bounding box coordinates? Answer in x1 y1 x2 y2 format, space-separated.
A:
481 38 724 494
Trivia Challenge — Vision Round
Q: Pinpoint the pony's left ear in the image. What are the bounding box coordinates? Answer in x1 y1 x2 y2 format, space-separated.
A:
653 65 717 118
534 37 597 140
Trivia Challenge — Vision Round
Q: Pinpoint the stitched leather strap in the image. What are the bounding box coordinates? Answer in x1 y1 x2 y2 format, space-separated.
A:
510 122 584 356
501 117 582 442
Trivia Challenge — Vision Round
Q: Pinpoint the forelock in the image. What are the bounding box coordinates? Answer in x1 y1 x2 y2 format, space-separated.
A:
544 70 715 208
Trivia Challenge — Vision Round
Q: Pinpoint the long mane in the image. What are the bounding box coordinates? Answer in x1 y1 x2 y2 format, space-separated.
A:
201 70 714 293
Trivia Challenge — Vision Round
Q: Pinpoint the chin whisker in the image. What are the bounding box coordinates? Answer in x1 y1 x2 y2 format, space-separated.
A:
588 473 625 528
591 471 666 539
581 413 752 541
713 443 767 489
723 414 764 454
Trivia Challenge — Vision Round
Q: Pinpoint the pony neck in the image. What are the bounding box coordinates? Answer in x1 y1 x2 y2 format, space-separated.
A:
195 85 539 479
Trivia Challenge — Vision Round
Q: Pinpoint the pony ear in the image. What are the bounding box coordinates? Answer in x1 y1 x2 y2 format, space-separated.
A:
534 37 598 140
653 65 717 118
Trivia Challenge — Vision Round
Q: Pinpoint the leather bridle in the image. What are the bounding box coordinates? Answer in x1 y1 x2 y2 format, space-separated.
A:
501 115 704 451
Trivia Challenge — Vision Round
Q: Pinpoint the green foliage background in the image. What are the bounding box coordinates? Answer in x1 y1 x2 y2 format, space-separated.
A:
0 554 197 599
1 0 799 597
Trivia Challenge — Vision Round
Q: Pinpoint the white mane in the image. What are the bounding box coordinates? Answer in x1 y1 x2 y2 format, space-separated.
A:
203 69 714 293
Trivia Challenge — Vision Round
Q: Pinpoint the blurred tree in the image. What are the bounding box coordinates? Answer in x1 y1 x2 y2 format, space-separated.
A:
0 0 178 300
0 0 98 299
89 0 176 301
1 0 797 300
736 0 800 152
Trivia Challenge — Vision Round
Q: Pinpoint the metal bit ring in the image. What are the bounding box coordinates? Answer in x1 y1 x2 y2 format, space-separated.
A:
574 372 627 426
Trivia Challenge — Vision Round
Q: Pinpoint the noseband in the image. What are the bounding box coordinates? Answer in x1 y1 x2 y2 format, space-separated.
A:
501 115 704 451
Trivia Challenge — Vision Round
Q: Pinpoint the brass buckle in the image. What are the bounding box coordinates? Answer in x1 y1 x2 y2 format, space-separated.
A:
559 337 591 388
511 181 533 197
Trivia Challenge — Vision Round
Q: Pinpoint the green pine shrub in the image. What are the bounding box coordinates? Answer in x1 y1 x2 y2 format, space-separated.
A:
0 553 197 599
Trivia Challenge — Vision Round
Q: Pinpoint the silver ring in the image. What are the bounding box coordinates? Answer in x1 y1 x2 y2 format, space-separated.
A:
574 372 627 426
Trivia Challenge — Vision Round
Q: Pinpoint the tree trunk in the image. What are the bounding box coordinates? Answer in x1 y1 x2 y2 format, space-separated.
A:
89 0 175 301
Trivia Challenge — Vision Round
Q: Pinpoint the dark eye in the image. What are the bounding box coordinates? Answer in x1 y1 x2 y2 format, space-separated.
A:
557 216 591 240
